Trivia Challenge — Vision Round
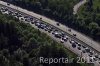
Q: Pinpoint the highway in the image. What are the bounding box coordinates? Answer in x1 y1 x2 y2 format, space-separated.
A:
1 0 100 54
1 0 100 53
0 1 100 66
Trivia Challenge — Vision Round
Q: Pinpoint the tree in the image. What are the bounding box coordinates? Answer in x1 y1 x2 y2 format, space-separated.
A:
89 22 99 30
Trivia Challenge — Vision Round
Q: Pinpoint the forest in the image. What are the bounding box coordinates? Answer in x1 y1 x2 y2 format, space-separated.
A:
0 11 93 66
77 0 100 41
3 0 100 41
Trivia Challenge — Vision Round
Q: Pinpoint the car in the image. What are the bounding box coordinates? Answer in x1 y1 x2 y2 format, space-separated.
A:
44 25 50 31
98 57 100 61
35 22 41 26
24 16 28 18
89 51 93 55
95 53 99 58
0 7 4 10
31 21 35 24
82 50 86 53
73 34 76 36
60 39 64 43
77 47 81 50
93 57 98 61
35 19 40 23
40 17 42 20
88 54 93 57
25 17 33 22
62 36 68 42
77 43 81 47
20 17 24 21
56 23 60 26
50 26 54 30
46 25 54 31
17 14 22 17
8 10 13 15
55 34 62 38
60 32 65 37
52 30 59 35
75 41 78 44
4 8 8 11
85 48 90 52
15 12 19 15
47 27 53 33
68 28 71 32
98 55 100 58
89 56 94 62
44 27 49 31
29 17 33 21
3 11 9 14
82 45 86 48
38 23 46 29
69 39 75 44
72 44 76 48
7 3 10 6
1 8 7 12
48 30 52 33
12 12 18 16
46 26 51 31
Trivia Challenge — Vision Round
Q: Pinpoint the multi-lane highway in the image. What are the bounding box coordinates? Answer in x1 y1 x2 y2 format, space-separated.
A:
1 0 100 53
0 1 100 66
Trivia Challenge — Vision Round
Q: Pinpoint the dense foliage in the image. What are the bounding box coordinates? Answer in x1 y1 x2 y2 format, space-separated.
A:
0 12 93 66
3 0 79 21
3 0 100 41
77 0 100 41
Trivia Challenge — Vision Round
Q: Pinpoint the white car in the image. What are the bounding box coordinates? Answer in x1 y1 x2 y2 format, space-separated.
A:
95 53 99 58
60 39 64 43
69 39 75 44
62 35 68 42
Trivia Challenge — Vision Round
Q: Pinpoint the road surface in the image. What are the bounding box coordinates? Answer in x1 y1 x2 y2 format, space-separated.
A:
1 0 100 53
73 0 87 14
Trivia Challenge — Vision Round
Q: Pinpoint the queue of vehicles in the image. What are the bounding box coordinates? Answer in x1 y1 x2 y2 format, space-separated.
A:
0 5 100 64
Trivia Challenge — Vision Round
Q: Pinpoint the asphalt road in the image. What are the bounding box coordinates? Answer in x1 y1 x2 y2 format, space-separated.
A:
0 0 100 53
73 0 87 14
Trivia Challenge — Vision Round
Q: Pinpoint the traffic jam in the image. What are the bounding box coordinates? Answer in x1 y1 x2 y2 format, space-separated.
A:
0 4 100 64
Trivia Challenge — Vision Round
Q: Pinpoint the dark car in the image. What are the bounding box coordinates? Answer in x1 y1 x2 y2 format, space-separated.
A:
93 57 97 61
85 48 90 52
7 3 10 6
72 44 76 48
89 51 93 55
55 33 62 38
29 17 33 21
82 45 86 48
56 23 60 26
77 47 81 50
73 34 76 36
8 11 13 15
78 43 81 47
31 21 35 24
82 50 86 53
95 54 99 58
